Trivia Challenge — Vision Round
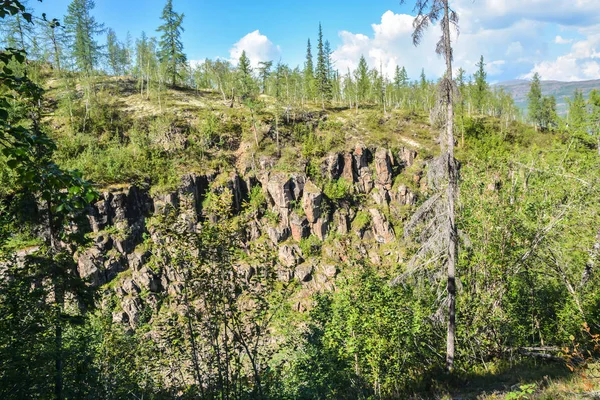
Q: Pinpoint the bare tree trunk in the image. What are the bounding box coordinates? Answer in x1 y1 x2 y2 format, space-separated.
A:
443 0 458 373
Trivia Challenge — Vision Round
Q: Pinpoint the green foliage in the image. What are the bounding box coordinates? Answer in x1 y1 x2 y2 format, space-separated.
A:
157 0 186 86
278 264 440 398
299 234 322 257
323 178 353 201
352 210 371 231
505 384 536 400
64 0 104 73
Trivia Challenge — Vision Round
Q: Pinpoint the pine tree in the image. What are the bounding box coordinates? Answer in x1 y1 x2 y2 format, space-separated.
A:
157 0 186 86
64 0 104 73
304 39 314 100
528 72 543 130
473 55 488 114
315 23 331 107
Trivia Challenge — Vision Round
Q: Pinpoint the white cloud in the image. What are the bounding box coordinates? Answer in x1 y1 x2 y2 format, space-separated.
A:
331 10 541 81
229 30 281 68
331 2 600 83
555 35 573 44
522 32 600 80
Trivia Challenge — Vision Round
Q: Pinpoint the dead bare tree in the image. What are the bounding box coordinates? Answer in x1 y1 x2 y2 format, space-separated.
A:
400 0 460 371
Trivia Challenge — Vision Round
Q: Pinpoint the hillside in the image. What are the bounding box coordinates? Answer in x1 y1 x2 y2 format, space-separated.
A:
2 69 599 399
496 78 600 115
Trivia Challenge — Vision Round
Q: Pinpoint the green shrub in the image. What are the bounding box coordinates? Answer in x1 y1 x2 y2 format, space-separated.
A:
299 235 322 257
323 178 353 202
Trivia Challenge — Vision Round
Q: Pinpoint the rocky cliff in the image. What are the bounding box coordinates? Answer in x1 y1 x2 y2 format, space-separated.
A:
75 144 422 327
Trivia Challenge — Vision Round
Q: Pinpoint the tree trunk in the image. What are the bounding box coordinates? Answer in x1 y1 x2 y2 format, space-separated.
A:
443 0 458 373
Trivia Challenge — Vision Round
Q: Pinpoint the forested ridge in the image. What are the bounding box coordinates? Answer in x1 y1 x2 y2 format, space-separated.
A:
1 0 600 399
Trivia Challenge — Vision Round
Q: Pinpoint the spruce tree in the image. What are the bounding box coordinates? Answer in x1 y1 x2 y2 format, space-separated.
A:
316 23 331 107
304 39 314 100
528 72 543 130
394 65 409 88
473 55 488 114
157 0 186 86
64 0 104 73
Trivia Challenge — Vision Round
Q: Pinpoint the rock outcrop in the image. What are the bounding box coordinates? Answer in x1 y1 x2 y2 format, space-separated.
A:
67 144 421 327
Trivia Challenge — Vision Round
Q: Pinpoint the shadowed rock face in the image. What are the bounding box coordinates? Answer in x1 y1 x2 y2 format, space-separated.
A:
67 144 421 326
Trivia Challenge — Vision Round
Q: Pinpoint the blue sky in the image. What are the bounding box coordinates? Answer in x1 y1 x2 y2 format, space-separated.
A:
32 0 600 82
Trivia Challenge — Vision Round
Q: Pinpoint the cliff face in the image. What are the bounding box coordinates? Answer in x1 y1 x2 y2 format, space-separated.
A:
76 144 422 327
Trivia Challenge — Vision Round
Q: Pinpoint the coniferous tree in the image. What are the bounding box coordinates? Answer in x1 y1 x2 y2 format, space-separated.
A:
257 60 272 94
473 55 488 114
355 55 369 106
237 50 255 100
157 0 186 86
316 23 331 108
106 28 124 75
64 0 104 73
0 0 34 51
567 89 587 132
527 72 543 130
303 39 314 101
540 95 557 130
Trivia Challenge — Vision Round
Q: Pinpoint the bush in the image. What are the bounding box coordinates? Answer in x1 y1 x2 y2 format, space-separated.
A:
323 178 353 202
299 235 322 257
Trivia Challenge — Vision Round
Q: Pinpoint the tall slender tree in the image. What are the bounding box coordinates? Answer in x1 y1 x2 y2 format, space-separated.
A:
401 0 460 371
237 50 255 100
106 28 125 75
473 55 488 114
316 23 331 108
64 0 104 73
303 39 314 101
257 60 272 94
157 0 186 86
527 72 543 130
355 55 369 106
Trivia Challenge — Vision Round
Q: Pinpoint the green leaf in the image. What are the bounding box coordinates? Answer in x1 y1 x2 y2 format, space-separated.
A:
6 159 19 169
85 191 96 203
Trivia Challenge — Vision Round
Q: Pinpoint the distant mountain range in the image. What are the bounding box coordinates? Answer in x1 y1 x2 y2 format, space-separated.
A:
495 79 600 115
